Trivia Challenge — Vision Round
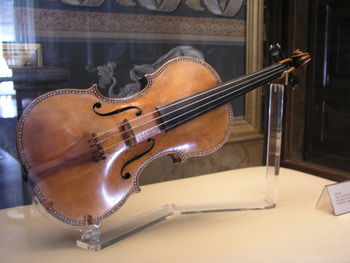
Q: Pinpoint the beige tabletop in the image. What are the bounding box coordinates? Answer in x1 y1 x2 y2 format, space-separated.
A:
1 167 349 263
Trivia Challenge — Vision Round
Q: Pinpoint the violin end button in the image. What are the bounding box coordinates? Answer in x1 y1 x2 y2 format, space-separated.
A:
84 215 94 225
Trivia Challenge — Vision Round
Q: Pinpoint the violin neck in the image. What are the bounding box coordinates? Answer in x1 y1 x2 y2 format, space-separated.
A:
157 62 289 131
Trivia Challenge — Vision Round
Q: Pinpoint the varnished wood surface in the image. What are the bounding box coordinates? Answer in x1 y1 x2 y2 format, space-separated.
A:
17 57 232 225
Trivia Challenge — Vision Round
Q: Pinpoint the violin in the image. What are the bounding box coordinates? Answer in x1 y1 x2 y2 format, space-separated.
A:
16 50 310 225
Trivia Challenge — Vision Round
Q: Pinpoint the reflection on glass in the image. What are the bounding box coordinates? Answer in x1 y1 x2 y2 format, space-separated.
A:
0 0 247 208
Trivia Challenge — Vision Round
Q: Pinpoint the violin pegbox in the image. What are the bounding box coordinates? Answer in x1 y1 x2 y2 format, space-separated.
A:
277 49 311 84
291 49 311 69
278 49 311 71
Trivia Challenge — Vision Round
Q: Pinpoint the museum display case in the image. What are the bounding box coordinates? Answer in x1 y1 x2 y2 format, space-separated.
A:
0 0 271 208
0 0 314 244
0 1 265 210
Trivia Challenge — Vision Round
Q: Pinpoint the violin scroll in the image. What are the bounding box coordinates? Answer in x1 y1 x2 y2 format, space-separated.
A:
278 49 311 73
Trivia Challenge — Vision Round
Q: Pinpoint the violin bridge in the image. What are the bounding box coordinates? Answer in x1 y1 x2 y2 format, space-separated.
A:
120 119 137 147
90 133 106 162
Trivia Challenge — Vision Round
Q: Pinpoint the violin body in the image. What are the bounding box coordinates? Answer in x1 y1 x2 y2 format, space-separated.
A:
17 57 233 225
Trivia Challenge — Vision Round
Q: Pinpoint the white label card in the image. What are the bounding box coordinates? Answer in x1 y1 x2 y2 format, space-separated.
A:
326 181 350 216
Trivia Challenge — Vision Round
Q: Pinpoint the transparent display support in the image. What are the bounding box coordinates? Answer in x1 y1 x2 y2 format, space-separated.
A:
72 83 286 251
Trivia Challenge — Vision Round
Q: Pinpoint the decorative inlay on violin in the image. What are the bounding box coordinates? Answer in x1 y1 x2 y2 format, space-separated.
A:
16 50 310 225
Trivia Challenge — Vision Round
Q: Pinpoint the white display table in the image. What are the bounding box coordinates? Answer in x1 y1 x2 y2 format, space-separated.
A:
1 167 349 263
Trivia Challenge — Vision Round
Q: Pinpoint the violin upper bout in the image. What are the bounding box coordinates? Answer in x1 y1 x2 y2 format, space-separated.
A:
172 103 234 162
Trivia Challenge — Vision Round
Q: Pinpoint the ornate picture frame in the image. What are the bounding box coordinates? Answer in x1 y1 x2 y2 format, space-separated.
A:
230 0 263 142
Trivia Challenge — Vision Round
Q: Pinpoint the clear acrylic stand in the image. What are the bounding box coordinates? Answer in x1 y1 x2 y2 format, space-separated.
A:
71 83 286 251
265 83 285 204
32 84 285 251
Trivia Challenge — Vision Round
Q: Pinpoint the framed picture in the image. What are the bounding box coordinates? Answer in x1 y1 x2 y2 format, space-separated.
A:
2 43 43 67
231 0 264 142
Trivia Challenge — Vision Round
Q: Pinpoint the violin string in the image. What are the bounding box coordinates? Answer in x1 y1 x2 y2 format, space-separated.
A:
98 64 286 151
95 52 310 141
94 63 282 140
93 63 283 140
99 65 286 153
95 64 285 146
101 68 285 154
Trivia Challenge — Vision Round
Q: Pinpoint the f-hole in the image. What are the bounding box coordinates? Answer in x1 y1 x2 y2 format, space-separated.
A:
93 103 142 117
121 138 155 179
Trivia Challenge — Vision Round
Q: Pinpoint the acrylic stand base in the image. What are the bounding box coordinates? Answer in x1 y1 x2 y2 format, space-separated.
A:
72 83 286 251
77 202 275 251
